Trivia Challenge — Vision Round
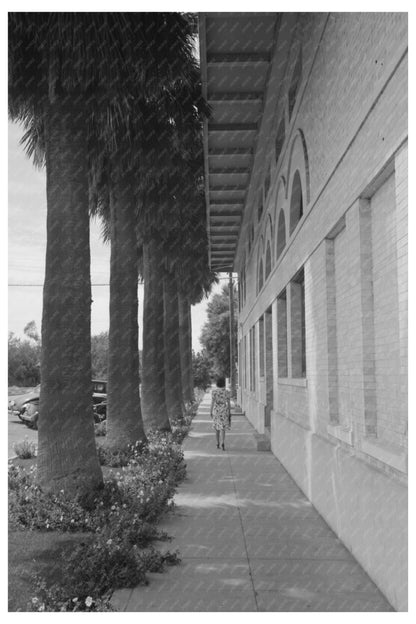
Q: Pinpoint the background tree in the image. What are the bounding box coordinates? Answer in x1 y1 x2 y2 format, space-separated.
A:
24 320 41 344
192 350 212 390
8 330 41 387
199 283 238 379
91 331 109 379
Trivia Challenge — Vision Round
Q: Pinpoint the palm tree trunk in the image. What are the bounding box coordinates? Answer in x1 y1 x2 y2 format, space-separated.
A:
105 168 147 450
37 96 103 495
178 290 195 404
163 272 184 423
141 239 171 432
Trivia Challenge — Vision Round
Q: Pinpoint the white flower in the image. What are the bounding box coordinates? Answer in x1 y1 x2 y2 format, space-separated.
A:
85 596 93 608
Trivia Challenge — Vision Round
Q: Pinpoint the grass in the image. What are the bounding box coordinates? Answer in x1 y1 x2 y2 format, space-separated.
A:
8 530 92 612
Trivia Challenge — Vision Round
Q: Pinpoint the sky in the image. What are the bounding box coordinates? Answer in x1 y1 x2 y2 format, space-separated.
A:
8 121 225 352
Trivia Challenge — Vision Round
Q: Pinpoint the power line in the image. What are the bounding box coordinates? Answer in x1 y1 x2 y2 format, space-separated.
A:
8 283 113 287
9 275 237 287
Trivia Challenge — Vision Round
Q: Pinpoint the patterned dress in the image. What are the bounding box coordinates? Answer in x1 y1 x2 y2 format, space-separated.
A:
211 388 231 431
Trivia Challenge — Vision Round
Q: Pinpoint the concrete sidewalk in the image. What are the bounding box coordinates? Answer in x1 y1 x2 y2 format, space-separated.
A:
112 392 393 612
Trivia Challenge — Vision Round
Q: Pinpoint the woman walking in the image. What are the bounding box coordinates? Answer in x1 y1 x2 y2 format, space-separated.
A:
210 377 231 450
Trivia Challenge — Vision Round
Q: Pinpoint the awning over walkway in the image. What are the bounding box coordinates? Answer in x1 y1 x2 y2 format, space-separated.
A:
199 13 279 272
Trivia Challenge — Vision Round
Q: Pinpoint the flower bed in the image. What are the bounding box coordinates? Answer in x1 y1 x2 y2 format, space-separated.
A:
9 403 198 612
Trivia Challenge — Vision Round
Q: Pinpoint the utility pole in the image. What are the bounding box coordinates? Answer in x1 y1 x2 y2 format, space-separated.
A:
229 272 236 399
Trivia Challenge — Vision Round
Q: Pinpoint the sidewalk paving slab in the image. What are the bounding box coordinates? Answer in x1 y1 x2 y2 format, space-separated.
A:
111 391 393 612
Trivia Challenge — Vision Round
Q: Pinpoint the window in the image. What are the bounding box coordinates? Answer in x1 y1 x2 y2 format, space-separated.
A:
264 169 271 200
276 209 286 260
250 326 256 392
265 241 271 279
288 49 302 119
276 267 306 379
275 118 285 163
259 315 265 377
277 289 288 377
290 268 306 378
258 259 264 293
238 340 242 389
258 197 263 221
290 170 303 234
249 223 254 254
240 268 244 306
244 335 248 389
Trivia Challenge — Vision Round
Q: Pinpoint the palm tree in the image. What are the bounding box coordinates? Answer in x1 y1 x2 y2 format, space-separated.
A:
97 14 207 438
136 64 210 431
177 192 218 405
163 269 185 424
178 290 195 404
106 150 147 450
9 12 201 491
8 13 110 494
141 235 172 432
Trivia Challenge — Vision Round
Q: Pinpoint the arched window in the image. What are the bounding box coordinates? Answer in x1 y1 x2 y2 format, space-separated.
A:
240 266 245 307
289 170 303 235
288 49 302 119
276 209 286 259
275 118 285 163
249 223 254 254
257 197 263 222
265 241 271 279
264 169 271 200
258 259 264 293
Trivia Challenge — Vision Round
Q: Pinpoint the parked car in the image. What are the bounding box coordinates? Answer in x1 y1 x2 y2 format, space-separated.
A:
92 380 107 421
10 380 107 428
19 399 39 429
93 400 107 422
92 380 107 405
8 385 40 414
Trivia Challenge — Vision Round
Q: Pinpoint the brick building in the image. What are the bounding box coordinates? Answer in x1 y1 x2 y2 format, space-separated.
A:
200 12 408 611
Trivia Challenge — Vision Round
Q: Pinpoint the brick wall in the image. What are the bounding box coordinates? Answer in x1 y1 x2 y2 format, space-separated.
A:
237 12 407 610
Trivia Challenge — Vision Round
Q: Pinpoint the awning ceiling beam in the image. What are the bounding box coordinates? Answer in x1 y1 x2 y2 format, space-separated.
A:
200 12 278 271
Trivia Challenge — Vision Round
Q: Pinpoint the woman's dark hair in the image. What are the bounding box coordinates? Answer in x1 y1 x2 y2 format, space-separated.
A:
216 377 226 388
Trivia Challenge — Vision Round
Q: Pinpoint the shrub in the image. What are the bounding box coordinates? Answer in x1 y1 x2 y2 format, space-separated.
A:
28 543 180 612
94 421 107 437
9 439 184 533
13 439 37 459
97 442 145 467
